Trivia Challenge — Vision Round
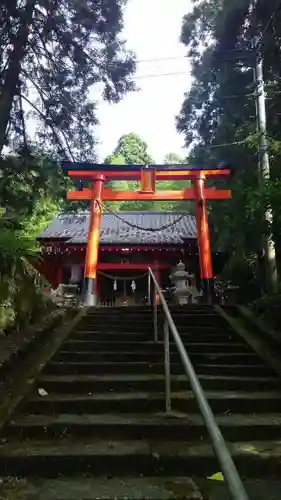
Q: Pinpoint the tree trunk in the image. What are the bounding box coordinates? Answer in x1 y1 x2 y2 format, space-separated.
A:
0 0 36 153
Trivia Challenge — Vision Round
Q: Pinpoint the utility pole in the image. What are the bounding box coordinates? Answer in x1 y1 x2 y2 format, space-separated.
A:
253 37 278 294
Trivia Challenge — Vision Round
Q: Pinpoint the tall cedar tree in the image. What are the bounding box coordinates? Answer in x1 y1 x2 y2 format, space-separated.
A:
177 0 281 291
0 0 136 159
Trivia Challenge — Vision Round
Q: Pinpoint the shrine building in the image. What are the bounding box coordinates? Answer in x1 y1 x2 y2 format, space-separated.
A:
37 210 223 306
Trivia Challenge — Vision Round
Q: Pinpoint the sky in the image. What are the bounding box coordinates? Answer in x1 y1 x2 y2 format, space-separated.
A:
95 0 193 163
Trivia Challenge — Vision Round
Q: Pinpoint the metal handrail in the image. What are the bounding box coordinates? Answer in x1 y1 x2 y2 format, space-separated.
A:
148 267 249 500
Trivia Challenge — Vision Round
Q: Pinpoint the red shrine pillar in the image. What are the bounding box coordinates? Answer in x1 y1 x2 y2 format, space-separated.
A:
84 175 105 306
194 175 214 303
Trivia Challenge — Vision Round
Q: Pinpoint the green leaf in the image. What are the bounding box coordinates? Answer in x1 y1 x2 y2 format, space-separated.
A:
207 472 224 481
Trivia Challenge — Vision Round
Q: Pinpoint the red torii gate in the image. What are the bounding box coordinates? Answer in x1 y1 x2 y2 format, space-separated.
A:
63 163 232 306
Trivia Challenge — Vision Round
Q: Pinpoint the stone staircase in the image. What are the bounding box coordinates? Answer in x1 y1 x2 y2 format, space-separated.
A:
0 305 281 499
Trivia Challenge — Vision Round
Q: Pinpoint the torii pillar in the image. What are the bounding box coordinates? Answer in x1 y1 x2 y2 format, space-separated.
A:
194 175 214 303
84 175 105 306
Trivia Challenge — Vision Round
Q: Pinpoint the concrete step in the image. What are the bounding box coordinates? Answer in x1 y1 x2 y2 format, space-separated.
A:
79 317 228 329
7 412 281 442
84 310 220 318
76 324 235 334
72 332 239 344
0 476 203 499
86 308 155 316
25 390 281 415
54 350 260 364
78 321 156 329
44 361 272 377
2 477 281 500
36 373 280 393
80 311 226 321
0 438 280 477
61 340 252 354
74 331 154 342
86 306 214 316
203 479 281 500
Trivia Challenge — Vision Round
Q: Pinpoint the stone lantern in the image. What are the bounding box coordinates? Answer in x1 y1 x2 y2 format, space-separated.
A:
169 261 193 305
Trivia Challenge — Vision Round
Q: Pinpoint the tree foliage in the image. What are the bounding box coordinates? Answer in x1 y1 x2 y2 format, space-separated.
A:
0 0 136 331
0 0 137 332
104 134 192 213
113 133 153 165
0 0 135 159
0 208 54 333
105 133 154 211
0 151 66 332
163 152 185 165
178 0 281 293
0 150 67 222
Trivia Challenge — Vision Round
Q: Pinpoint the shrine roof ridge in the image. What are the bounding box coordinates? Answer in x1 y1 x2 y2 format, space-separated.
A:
37 211 197 246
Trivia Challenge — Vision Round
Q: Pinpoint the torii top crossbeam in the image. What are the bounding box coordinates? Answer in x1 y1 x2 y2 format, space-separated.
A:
62 161 232 306
62 162 232 202
62 162 232 180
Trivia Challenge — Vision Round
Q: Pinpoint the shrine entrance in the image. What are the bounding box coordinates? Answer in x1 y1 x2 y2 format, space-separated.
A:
98 270 149 306
63 162 232 305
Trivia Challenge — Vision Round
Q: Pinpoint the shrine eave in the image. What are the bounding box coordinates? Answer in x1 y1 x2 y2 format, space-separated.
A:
37 211 197 246
38 241 196 249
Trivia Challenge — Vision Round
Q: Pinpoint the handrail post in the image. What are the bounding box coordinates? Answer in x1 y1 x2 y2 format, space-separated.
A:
164 319 171 413
153 283 158 342
148 272 151 305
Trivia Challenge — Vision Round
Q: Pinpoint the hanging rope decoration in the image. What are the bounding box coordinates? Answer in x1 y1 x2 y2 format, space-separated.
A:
97 200 186 232
98 270 148 281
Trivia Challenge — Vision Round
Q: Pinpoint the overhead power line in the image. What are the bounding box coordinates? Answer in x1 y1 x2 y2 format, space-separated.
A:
208 138 250 149
256 0 281 46
133 71 189 80
137 55 189 64
135 49 254 66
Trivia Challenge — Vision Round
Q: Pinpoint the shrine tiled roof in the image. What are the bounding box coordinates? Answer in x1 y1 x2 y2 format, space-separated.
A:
37 211 197 245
